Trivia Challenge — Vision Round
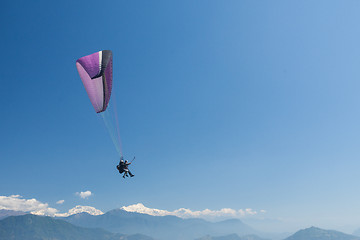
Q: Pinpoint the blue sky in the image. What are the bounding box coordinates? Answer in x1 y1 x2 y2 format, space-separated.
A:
1 0 360 232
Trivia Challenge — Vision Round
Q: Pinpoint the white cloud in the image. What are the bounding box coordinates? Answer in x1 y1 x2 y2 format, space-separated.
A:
121 203 265 220
76 191 92 199
9 194 21 198
245 208 257 215
56 200 65 205
0 195 58 216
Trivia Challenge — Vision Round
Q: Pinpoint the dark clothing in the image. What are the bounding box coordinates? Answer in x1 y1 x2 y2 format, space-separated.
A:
116 164 124 173
117 161 126 173
117 160 134 177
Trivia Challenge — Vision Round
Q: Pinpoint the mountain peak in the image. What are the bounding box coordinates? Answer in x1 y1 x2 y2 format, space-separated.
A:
120 203 171 217
285 226 360 240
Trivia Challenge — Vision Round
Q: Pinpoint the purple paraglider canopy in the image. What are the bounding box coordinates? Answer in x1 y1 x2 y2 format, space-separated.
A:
76 50 113 113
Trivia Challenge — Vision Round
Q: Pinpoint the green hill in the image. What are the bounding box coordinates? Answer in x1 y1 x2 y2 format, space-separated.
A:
0 214 153 240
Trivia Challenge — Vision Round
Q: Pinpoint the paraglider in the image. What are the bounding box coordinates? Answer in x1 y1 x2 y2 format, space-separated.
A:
117 157 135 178
76 50 113 113
76 50 135 179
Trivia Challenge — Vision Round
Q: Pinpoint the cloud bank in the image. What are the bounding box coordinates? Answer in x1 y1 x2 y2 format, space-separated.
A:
0 195 103 217
121 203 265 220
56 200 65 204
0 195 58 216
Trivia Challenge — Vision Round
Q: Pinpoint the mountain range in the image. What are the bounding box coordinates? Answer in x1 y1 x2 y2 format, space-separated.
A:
61 209 258 240
2 210 360 240
195 227 360 240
